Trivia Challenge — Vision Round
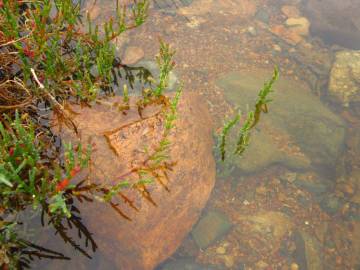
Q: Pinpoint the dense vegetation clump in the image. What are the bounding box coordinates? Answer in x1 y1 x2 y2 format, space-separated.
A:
0 0 182 268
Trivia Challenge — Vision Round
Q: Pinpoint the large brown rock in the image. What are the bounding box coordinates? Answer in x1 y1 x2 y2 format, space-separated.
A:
304 0 360 49
55 92 215 269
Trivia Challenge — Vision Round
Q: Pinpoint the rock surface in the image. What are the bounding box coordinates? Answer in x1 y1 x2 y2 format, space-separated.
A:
294 172 334 197
231 126 310 173
216 68 346 172
236 211 294 255
328 50 360 106
55 92 216 270
270 15 310 45
293 230 324 270
304 0 360 49
121 46 145 65
191 210 232 249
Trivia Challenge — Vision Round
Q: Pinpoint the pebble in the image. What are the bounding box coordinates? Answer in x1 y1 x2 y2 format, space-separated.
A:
243 200 250 205
273 44 282 52
247 26 257 36
216 246 226 254
285 17 310 36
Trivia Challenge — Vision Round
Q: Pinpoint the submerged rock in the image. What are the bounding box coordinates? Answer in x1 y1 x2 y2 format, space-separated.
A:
191 210 232 249
293 230 324 270
216 68 346 173
304 0 360 49
294 172 334 197
270 24 303 45
230 127 310 173
54 92 215 270
328 50 360 107
236 211 294 256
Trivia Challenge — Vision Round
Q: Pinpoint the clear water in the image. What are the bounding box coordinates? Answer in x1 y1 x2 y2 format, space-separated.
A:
29 0 360 269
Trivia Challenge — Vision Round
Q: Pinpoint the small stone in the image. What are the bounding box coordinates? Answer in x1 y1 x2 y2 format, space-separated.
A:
243 200 250 205
285 17 310 36
247 26 257 36
290 262 299 270
270 24 303 45
273 44 282 52
121 46 144 65
216 246 226 254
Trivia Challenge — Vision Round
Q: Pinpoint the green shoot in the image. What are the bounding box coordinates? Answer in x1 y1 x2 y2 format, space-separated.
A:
219 67 279 160
219 113 240 161
154 40 176 96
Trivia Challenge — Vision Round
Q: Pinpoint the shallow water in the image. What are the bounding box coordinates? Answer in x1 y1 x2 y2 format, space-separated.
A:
30 0 360 269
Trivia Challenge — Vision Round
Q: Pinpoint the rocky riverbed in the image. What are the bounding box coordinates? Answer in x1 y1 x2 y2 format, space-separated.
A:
36 0 360 269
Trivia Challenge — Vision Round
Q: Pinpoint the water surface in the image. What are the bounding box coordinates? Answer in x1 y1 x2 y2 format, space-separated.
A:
31 0 360 269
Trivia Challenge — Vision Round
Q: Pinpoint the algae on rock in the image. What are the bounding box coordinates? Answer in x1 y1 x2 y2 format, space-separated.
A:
329 50 360 107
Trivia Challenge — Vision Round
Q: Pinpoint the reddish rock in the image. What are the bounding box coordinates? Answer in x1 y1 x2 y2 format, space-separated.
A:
55 92 215 269
270 25 303 45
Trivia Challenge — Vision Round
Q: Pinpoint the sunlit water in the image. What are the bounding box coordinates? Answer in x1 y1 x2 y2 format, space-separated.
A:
28 0 360 269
